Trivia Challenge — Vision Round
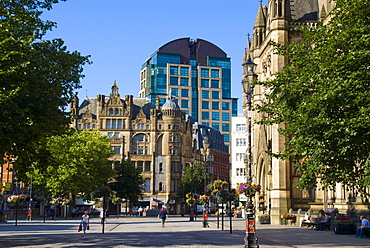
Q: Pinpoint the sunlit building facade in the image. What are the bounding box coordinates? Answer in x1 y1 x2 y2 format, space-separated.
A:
139 38 238 147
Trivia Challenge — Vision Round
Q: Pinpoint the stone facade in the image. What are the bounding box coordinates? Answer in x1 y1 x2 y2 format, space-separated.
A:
245 0 338 224
70 83 194 213
70 83 230 214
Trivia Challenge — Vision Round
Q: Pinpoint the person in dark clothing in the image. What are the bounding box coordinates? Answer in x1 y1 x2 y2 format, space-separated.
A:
158 208 168 228
316 213 330 231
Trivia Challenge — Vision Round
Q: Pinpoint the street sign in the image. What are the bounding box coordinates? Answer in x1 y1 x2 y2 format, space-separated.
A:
2 183 11 192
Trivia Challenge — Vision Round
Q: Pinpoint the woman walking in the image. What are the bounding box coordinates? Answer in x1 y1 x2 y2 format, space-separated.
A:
80 211 90 234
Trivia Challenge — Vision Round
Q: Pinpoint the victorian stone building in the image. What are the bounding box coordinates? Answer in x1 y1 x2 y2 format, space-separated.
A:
244 0 337 224
70 82 230 214
70 83 194 213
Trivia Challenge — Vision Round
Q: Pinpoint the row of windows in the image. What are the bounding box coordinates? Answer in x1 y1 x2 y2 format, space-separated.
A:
201 101 229 110
200 68 220 78
143 179 171 192
201 112 230 121
137 161 151 172
201 79 219 88
108 132 120 139
201 90 220 99
170 77 189 86
236 168 246 177
132 124 150 130
78 123 96 129
169 66 190 76
236 124 246 132
109 108 121 116
236 153 246 161
168 88 189 97
106 119 123 129
236 138 247 146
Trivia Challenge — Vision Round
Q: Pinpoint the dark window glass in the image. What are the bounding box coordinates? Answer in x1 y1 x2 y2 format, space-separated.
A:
211 80 219 88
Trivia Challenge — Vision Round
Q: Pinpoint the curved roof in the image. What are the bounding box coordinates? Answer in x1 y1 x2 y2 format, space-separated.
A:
162 90 180 110
153 37 228 65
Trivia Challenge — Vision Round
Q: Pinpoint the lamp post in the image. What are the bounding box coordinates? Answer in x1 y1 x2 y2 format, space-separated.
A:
241 57 259 248
201 137 210 228
189 156 195 221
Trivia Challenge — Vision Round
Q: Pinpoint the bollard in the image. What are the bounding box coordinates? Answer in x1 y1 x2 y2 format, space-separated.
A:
203 212 209 227
27 209 32 221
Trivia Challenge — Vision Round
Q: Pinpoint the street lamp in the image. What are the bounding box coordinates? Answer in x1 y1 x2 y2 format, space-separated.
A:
189 156 195 221
201 136 211 228
241 57 259 248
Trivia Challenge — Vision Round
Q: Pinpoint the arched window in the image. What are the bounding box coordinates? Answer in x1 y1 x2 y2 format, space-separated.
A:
109 108 114 115
133 134 149 155
115 108 119 115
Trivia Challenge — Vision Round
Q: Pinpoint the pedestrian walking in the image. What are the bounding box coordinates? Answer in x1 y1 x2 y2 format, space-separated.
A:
99 210 107 224
158 207 168 228
80 211 90 234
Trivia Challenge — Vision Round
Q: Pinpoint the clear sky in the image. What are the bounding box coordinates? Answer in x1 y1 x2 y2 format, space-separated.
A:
42 0 265 116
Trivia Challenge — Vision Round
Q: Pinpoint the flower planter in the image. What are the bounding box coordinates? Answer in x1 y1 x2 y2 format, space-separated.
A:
334 223 356 234
259 217 270 224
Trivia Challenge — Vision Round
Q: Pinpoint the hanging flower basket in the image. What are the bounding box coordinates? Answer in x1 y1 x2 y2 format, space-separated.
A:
199 195 210 205
7 195 27 208
111 197 124 204
186 198 197 207
93 186 113 198
237 183 261 197
185 192 199 207
7 195 27 203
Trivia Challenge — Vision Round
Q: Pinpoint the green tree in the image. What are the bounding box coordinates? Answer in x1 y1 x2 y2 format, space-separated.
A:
32 129 115 203
0 0 90 179
178 164 209 199
255 0 370 194
110 159 144 209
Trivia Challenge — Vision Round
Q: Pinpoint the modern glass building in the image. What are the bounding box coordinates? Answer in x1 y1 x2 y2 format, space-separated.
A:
139 38 238 147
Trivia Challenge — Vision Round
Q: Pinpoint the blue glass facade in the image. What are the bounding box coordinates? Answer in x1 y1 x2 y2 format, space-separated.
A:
141 38 237 146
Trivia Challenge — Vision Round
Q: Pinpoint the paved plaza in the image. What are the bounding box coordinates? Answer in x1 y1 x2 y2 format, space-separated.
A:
0 216 369 247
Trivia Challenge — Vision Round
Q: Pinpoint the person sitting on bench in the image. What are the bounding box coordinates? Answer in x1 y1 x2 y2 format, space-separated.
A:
355 216 370 238
316 213 330 231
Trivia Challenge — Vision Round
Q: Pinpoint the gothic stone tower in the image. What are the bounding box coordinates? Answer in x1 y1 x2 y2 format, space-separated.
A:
246 0 334 224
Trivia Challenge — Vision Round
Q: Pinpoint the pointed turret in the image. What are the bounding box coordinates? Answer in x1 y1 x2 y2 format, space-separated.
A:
253 1 266 47
320 4 327 21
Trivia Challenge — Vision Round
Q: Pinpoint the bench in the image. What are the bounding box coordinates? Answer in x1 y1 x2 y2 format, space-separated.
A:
305 217 318 229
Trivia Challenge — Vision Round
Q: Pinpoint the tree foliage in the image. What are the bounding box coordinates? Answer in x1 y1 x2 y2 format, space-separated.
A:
32 129 115 200
255 0 370 194
109 159 144 205
178 164 209 198
0 0 90 178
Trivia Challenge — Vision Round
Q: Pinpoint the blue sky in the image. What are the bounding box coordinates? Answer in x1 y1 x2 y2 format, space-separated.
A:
42 0 265 116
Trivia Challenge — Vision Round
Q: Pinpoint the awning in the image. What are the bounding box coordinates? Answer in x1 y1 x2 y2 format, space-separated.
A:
75 198 95 205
